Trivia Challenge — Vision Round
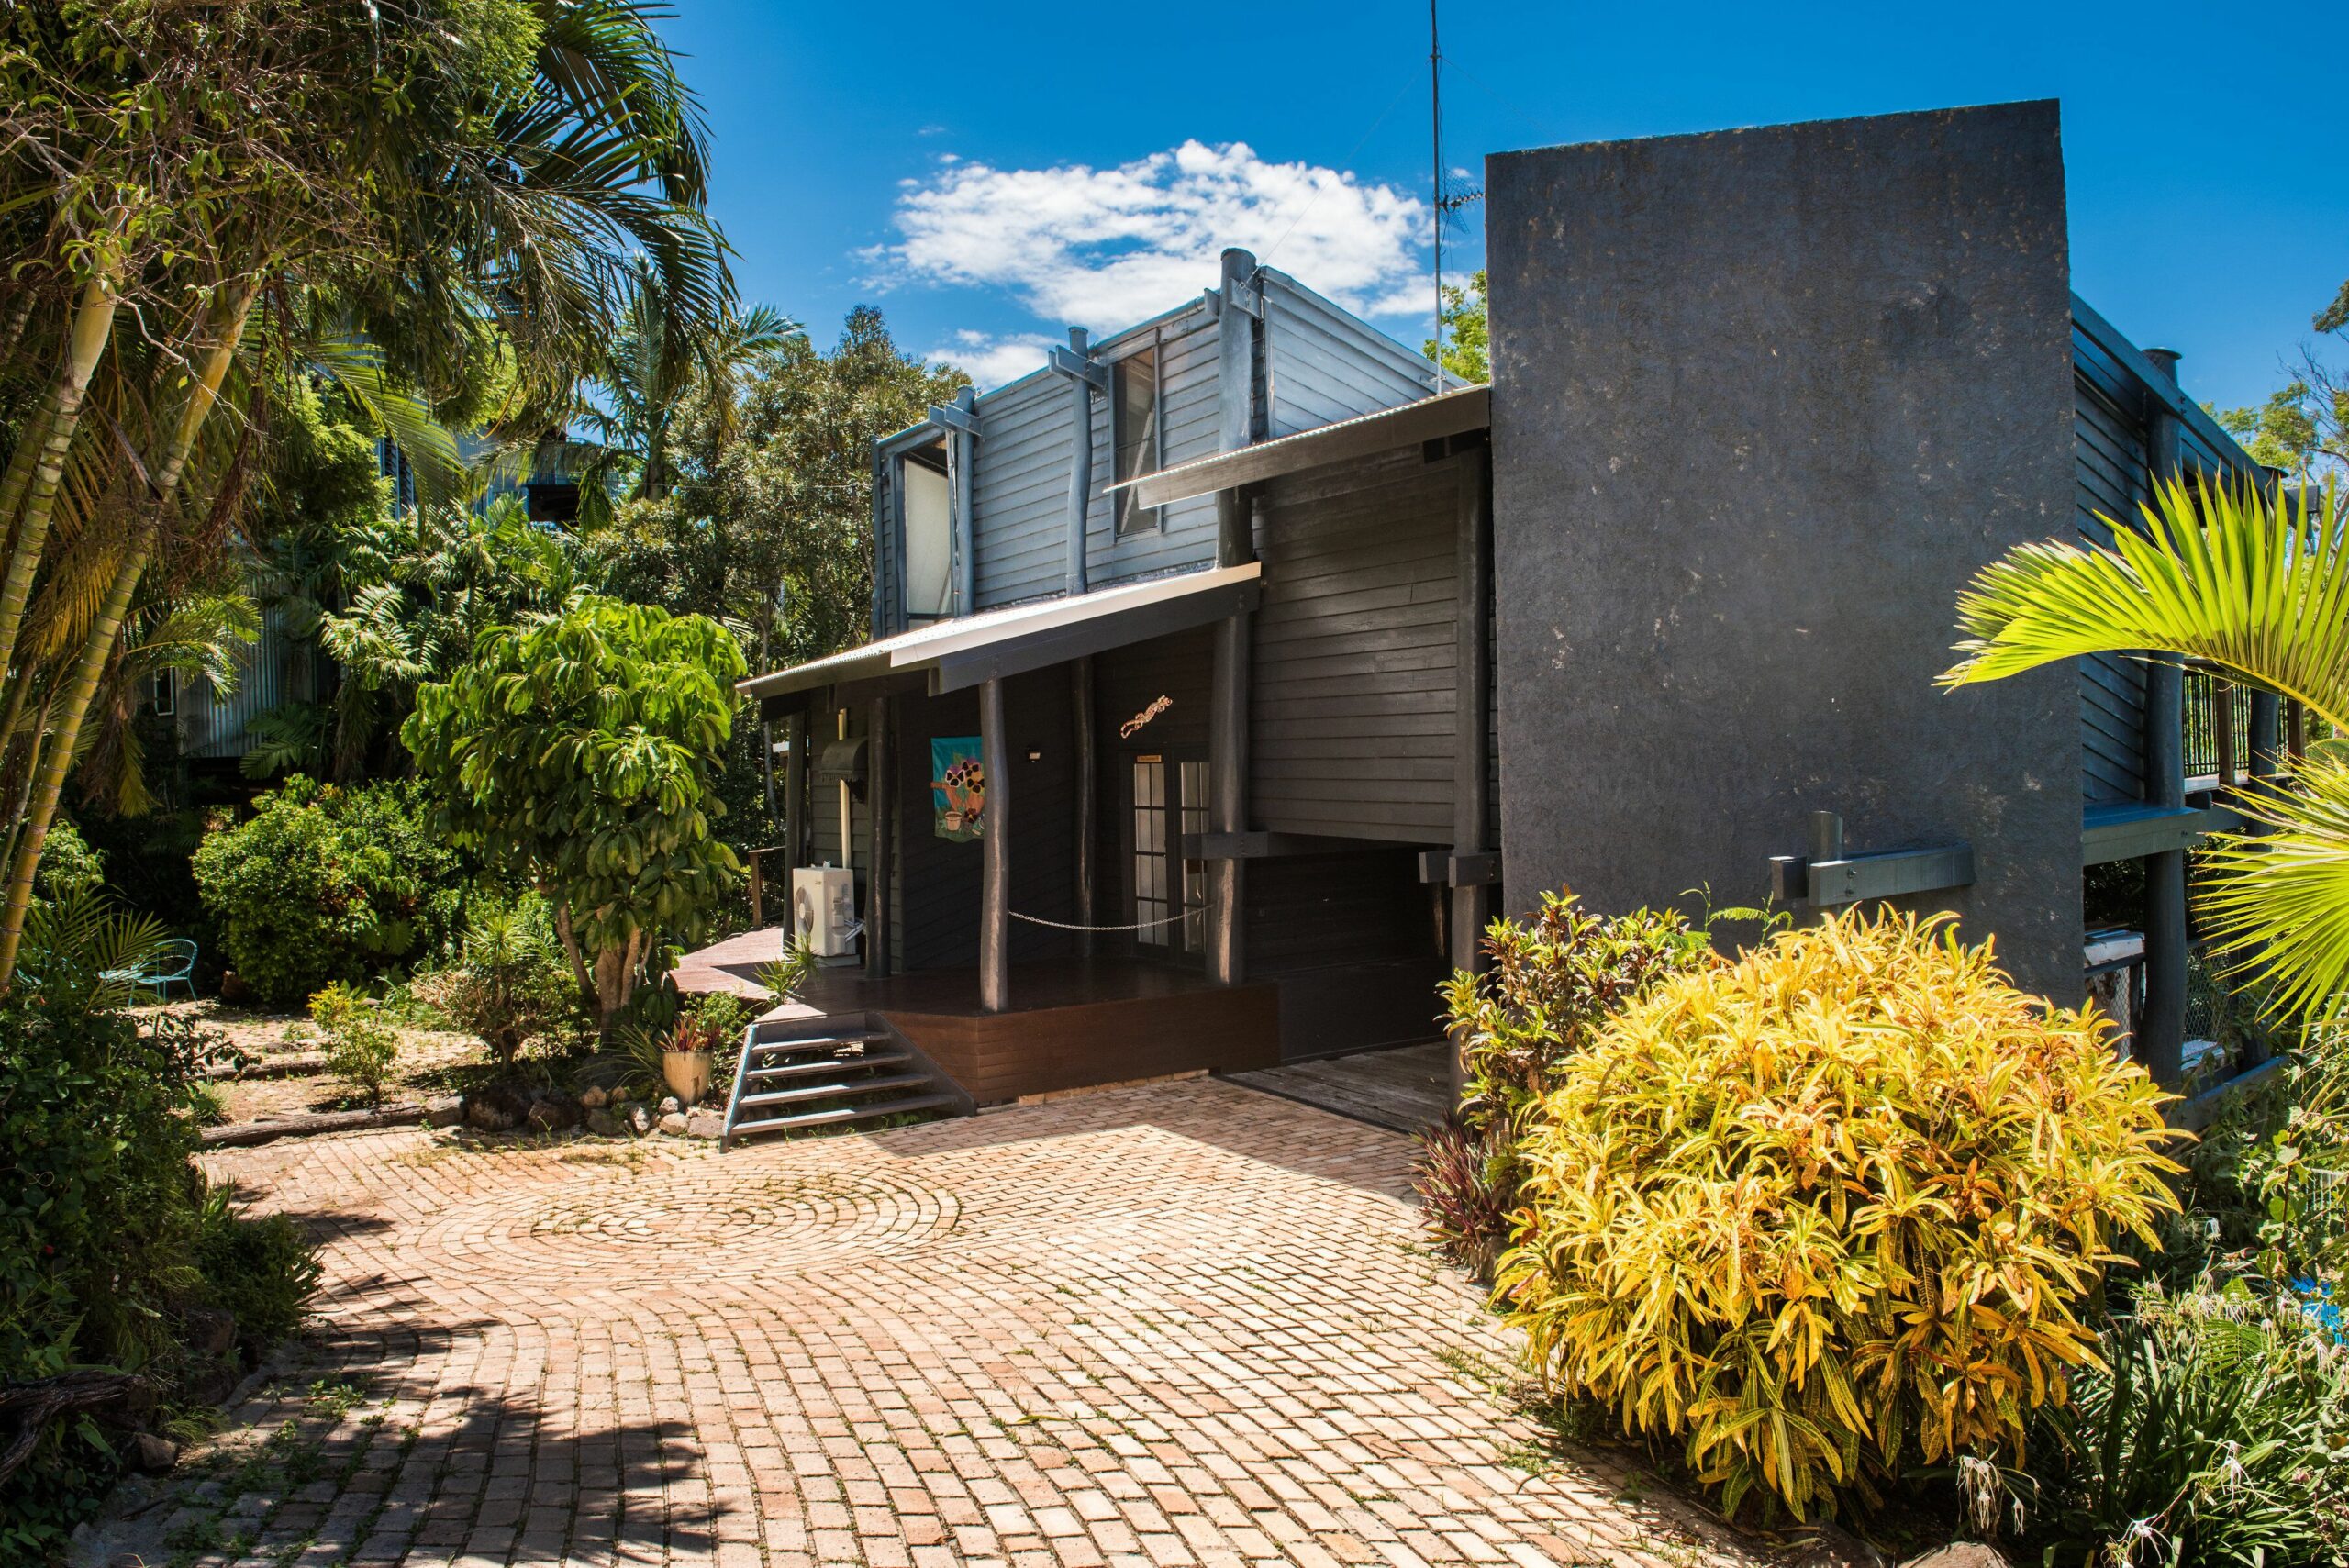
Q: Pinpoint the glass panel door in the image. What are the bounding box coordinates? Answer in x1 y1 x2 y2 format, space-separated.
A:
1131 756 1208 955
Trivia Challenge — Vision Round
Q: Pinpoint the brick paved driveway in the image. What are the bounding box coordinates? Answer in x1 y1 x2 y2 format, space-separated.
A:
146 1078 1772 1568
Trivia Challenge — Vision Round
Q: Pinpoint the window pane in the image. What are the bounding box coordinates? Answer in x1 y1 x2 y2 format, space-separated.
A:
1113 344 1159 536
900 447 953 618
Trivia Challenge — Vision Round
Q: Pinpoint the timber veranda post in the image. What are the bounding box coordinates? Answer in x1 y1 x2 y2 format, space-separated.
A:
1446 443 1494 1103
979 676 1009 1012
2138 347 2188 1090
866 695 892 979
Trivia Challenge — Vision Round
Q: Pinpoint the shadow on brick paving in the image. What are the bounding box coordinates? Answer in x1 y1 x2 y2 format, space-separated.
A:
93 1289 730 1566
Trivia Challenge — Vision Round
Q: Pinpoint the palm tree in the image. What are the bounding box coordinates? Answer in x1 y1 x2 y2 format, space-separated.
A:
0 0 732 984
541 267 796 529
1943 475 2349 1018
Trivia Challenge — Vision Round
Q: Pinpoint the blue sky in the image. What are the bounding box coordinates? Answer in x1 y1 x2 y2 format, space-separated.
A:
666 0 2343 414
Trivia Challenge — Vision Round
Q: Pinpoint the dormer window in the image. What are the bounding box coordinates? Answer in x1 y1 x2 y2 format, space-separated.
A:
899 439 953 621
1113 342 1160 536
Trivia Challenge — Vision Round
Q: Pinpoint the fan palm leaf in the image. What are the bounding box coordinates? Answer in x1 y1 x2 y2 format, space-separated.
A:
1943 474 2349 1016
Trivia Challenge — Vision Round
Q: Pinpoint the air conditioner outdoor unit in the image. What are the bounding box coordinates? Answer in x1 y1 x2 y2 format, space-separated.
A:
791 866 860 960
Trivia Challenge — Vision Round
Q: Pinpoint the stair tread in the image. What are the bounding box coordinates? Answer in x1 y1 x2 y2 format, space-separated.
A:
727 1093 960 1139
745 1051 909 1082
736 1073 934 1110
748 1033 888 1055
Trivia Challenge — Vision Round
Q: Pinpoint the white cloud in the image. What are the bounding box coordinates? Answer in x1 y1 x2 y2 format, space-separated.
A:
879 140 1430 332
930 329 1061 391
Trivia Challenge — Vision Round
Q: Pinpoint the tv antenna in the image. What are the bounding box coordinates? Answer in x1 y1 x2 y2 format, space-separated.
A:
1429 2 1483 391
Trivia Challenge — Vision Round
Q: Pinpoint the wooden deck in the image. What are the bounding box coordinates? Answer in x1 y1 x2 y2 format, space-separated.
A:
1222 1042 1453 1134
671 930 1282 1106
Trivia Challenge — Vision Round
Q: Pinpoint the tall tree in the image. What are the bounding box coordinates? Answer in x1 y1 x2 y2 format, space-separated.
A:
1423 269 1489 385
607 306 970 669
0 0 730 984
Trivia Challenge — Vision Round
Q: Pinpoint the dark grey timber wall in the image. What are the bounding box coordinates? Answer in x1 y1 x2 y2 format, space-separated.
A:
1252 447 1467 842
1485 102 2082 998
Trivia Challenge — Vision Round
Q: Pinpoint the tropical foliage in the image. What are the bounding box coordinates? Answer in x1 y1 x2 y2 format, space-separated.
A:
402 596 746 1037
1497 908 2180 1521
191 778 470 1006
1419 893 1715 1278
0 0 729 984
2021 1279 2349 1566
0 894 317 1553
1943 476 2349 1020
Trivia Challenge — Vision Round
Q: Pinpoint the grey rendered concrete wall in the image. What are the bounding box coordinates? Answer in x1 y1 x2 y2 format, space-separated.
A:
1485 102 2081 998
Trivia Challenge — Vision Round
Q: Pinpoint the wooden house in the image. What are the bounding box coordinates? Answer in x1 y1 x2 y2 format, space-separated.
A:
729 101 2276 1129
739 251 1474 1111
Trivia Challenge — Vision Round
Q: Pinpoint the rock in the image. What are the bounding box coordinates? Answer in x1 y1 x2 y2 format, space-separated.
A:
625 1104 653 1135
585 1107 623 1138
525 1098 580 1133
421 1095 464 1129
658 1111 688 1136
1898 1549 2009 1568
685 1107 726 1140
465 1096 519 1133
181 1307 236 1360
658 1096 681 1116
580 1085 608 1110
609 1088 633 1106
131 1433 180 1474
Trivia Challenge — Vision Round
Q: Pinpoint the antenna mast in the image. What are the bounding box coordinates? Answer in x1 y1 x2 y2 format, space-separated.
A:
1430 0 1444 393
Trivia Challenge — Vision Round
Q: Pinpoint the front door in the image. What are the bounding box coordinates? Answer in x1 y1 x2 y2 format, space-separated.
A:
1129 753 1209 957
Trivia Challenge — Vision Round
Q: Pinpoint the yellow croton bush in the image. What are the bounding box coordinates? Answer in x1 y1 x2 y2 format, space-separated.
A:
1496 907 2182 1520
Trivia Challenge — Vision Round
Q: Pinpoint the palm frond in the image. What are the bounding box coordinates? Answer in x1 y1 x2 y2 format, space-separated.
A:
306 339 466 506
1943 475 2349 732
2199 761 2349 1019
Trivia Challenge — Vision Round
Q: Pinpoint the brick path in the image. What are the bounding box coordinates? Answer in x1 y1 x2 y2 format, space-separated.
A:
147 1078 1774 1568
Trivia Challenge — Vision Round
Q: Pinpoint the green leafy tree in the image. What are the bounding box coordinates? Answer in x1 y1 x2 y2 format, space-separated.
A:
0 0 730 985
1422 268 1489 385
606 306 970 668
402 597 746 1038
1943 475 2349 1018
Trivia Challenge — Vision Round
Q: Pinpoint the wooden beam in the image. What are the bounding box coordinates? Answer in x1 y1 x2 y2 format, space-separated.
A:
1123 385 1493 509
2250 689 2282 776
784 710 808 874
1186 831 1382 861
2082 800 2240 864
925 577 1263 694
1061 327 1093 596
948 385 976 617
1073 657 1096 958
1207 612 1250 985
979 676 1008 1013
865 695 892 978
2140 359 2188 1089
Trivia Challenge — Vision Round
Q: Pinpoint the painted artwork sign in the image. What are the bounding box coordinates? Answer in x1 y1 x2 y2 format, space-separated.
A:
930 737 985 841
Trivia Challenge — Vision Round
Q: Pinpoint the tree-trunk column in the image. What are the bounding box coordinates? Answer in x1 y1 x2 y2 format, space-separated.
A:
2139 348 2188 1088
980 676 1009 1012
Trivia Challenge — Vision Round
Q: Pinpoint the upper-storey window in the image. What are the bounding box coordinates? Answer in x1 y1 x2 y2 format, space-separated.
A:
900 440 952 620
1113 342 1159 536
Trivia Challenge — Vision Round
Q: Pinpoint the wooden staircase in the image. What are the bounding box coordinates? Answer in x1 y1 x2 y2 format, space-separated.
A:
718 1013 969 1150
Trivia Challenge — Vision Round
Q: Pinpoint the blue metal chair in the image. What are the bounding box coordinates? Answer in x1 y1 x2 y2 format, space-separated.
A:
104 938 199 1003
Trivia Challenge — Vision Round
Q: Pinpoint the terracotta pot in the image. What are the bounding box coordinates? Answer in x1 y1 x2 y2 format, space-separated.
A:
662 1048 713 1105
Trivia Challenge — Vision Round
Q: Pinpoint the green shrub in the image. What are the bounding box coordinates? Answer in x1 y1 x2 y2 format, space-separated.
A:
439 895 580 1075
308 983 399 1107
0 929 206 1551
192 776 470 1006
193 1183 322 1354
1423 894 1715 1273
1498 907 2182 1522
2021 1279 2349 1565
31 817 106 905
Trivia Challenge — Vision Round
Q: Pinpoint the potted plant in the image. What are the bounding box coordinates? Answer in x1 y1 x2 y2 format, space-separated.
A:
657 994 751 1104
